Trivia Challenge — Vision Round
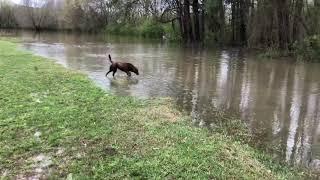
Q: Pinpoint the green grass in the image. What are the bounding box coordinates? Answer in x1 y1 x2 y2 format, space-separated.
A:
0 40 311 179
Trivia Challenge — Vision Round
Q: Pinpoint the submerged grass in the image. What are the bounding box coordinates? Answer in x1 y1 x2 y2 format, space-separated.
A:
0 40 311 179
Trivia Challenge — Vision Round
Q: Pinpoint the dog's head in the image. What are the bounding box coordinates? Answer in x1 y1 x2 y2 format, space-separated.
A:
131 65 139 75
133 67 139 75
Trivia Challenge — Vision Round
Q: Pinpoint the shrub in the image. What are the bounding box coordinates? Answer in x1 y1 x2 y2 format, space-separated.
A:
140 20 164 38
105 23 139 36
106 20 181 40
163 23 182 41
293 35 320 61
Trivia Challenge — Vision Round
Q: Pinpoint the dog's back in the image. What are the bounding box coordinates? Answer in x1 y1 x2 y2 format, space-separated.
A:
116 62 139 75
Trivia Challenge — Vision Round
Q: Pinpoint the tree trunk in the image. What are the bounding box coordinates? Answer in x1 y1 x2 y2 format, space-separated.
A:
231 1 236 42
277 0 290 49
292 0 304 43
175 0 184 40
219 0 225 43
192 0 200 41
182 0 193 42
239 0 248 45
200 1 205 41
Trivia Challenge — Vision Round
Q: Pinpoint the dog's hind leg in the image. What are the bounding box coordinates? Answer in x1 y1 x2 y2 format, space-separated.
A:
112 69 117 77
106 70 112 76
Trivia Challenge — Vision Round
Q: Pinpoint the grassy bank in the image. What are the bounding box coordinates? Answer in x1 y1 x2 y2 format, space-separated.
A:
0 40 310 179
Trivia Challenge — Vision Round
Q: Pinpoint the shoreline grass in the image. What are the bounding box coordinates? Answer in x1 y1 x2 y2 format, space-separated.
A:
0 40 311 179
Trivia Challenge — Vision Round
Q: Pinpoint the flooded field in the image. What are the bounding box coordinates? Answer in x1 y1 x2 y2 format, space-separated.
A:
4 30 320 170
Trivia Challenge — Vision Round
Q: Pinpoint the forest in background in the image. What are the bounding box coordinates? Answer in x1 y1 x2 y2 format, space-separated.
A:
0 0 319 60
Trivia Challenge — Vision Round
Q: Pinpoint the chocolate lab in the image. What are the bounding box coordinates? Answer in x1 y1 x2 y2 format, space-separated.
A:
106 54 139 77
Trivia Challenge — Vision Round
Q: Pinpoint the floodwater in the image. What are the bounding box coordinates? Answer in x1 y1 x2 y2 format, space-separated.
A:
3 30 320 170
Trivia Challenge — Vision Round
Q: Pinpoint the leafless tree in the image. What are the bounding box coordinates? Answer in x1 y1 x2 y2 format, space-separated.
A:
22 0 53 30
0 0 17 28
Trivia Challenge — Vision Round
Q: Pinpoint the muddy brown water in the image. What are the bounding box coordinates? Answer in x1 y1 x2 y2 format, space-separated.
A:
2 30 320 171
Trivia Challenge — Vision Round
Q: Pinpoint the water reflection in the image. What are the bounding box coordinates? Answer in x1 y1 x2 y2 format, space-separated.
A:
5 31 320 170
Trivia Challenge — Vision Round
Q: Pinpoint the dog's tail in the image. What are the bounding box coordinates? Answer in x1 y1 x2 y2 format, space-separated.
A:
108 54 113 64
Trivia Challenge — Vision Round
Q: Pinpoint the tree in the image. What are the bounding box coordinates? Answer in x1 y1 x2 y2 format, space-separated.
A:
0 0 17 28
0 0 318 50
22 0 53 31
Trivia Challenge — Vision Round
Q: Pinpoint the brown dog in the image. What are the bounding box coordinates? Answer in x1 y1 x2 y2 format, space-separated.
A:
106 54 139 77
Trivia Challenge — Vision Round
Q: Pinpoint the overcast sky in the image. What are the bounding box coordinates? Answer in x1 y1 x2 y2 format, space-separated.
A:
9 0 48 7
10 0 21 4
